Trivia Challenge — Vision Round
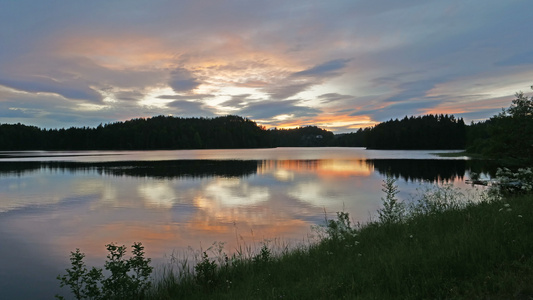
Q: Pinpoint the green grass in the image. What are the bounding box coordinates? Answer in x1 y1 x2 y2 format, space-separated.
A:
146 193 533 300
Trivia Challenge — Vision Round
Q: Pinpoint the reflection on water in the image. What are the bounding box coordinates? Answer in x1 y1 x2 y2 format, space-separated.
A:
0 160 260 179
0 149 494 299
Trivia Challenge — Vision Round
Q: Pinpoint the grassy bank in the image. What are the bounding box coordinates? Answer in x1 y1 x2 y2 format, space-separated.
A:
146 191 533 300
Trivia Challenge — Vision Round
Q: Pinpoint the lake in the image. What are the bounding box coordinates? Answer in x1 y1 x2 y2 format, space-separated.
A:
0 148 495 299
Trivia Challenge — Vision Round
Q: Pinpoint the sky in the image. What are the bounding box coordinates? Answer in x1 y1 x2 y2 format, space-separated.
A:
1 0 532 133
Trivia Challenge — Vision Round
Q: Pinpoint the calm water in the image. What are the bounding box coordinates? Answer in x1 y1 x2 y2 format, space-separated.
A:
0 148 494 299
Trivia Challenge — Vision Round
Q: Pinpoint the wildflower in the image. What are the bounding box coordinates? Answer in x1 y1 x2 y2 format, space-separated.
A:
518 215 523 218
504 203 510 208
409 235 413 238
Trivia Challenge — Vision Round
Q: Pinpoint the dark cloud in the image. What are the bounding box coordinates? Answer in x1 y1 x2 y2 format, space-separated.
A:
238 99 320 120
292 59 351 78
318 93 355 103
219 94 252 108
157 94 213 100
265 82 315 100
0 77 102 102
169 68 201 93
114 91 144 101
166 100 215 117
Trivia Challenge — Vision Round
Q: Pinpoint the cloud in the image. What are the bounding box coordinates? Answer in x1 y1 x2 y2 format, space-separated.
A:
265 82 315 100
157 94 213 101
219 94 252 108
166 100 215 117
263 59 351 100
0 77 102 103
238 99 320 120
496 51 533 67
1 0 532 132
169 68 201 93
292 59 351 78
318 93 355 104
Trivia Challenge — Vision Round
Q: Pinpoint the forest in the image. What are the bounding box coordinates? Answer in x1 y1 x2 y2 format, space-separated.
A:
0 92 531 163
0 115 331 150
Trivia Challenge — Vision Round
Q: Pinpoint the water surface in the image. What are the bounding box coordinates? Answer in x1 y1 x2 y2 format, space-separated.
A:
0 148 493 299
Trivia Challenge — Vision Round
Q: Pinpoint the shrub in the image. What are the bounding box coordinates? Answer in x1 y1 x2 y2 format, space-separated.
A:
56 242 153 300
378 175 405 224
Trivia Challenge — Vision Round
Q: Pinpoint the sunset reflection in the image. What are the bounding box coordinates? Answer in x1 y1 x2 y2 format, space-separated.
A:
260 159 372 178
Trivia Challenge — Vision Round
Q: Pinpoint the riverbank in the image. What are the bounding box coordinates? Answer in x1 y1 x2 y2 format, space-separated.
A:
146 192 533 299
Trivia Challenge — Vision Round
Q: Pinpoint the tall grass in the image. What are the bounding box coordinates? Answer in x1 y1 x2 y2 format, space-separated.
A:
144 180 533 300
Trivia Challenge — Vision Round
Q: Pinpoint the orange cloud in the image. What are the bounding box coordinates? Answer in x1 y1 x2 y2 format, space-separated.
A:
57 34 175 69
420 95 513 116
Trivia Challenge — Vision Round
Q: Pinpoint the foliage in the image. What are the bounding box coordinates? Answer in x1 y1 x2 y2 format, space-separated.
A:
194 251 218 289
490 167 533 195
268 126 335 147
377 175 405 224
365 114 466 149
467 91 533 163
56 249 103 300
56 242 153 300
325 211 358 241
1 113 471 151
0 115 269 150
409 183 467 215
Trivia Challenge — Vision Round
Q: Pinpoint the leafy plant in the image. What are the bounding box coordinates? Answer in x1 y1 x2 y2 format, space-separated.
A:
194 251 218 289
56 249 103 300
410 183 466 215
378 175 405 224
253 243 272 264
56 242 153 300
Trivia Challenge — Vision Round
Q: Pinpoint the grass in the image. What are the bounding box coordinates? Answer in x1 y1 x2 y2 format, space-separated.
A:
145 190 533 300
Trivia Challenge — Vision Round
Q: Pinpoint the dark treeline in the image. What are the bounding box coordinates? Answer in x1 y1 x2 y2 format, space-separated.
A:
0 115 338 150
269 126 334 147
334 114 466 149
0 115 269 150
0 114 467 151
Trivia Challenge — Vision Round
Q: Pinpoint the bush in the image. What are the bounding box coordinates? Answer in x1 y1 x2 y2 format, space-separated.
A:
56 242 153 300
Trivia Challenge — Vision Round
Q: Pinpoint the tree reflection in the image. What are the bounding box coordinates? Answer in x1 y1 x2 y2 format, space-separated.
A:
0 160 259 179
367 159 497 182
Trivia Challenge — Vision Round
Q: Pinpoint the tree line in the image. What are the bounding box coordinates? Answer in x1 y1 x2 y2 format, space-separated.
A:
0 91 530 163
0 114 466 151
466 91 533 163
0 115 335 150
334 114 466 150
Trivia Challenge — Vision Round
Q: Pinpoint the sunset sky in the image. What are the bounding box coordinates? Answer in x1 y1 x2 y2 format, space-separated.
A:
1 0 532 133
